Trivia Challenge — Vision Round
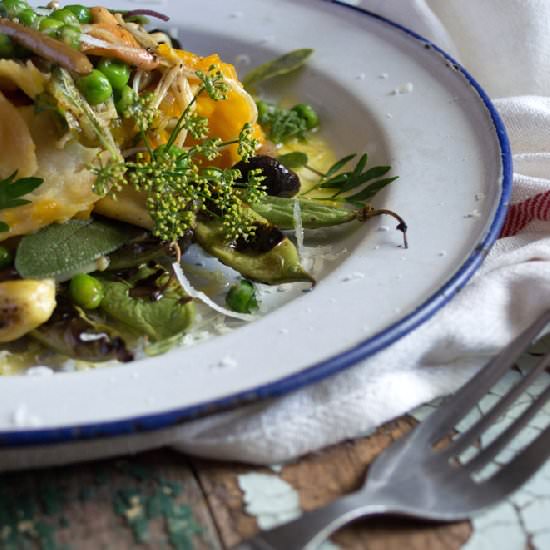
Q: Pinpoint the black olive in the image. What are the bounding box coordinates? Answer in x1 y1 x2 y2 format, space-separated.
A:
234 155 301 198
234 223 285 254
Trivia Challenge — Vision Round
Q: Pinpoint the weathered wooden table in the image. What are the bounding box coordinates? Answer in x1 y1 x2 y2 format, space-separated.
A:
4 353 550 549
0 416 473 549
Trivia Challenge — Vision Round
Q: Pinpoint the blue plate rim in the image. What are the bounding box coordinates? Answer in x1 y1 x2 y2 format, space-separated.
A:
0 0 513 447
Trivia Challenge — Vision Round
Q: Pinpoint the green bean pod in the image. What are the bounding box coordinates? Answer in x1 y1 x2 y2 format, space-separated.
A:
251 197 356 230
195 211 314 286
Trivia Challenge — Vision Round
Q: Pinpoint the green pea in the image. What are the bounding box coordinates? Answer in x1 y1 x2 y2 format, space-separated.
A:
59 24 81 49
291 103 319 129
51 8 80 27
69 274 104 310
0 33 16 58
226 279 258 314
77 69 113 105
64 4 91 24
18 8 39 28
97 59 130 91
114 85 136 115
0 246 13 270
39 17 63 36
2 0 27 17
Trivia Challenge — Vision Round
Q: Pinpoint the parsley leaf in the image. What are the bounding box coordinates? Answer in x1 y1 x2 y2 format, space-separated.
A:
0 172 43 232
304 154 399 205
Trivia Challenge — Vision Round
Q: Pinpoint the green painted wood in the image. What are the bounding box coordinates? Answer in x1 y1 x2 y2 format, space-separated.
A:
0 451 221 549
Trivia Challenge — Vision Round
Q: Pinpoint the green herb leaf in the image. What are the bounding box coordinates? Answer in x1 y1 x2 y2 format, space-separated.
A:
277 152 309 169
308 153 397 204
243 48 313 89
0 172 44 232
332 165 392 196
345 177 399 204
321 154 357 182
15 219 141 280
257 101 309 144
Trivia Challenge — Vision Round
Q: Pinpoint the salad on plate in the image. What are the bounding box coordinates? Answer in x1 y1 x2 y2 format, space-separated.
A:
0 0 406 373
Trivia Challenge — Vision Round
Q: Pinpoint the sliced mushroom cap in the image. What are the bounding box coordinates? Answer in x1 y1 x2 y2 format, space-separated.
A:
0 18 93 75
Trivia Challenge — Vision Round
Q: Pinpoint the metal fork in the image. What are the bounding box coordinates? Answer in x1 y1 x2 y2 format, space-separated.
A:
237 310 550 550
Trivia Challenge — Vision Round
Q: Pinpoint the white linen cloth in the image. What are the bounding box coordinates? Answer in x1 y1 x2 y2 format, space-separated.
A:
167 0 550 464
3 0 550 470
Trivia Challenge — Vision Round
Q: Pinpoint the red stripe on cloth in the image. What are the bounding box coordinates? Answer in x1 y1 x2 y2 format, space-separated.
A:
501 190 550 237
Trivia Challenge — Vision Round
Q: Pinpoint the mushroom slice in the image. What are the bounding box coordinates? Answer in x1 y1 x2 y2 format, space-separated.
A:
81 8 159 70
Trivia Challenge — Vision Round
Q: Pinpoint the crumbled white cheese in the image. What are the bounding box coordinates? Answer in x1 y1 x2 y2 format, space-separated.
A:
235 54 251 66
213 356 238 370
391 82 414 95
464 209 482 219
379 72 389 79
79 332 108 342
26 366 55 377
341 272 366 283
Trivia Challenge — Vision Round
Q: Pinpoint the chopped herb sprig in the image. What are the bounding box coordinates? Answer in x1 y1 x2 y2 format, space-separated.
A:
93 65 264 244
302 153 398 205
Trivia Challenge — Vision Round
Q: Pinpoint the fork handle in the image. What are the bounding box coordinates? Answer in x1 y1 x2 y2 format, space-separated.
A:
235 489 398 550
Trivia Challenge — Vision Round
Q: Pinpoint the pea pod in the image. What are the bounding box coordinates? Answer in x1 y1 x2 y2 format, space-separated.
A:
100 279 195 341
195 210 314 286
251 197 356 230
31 317 132 363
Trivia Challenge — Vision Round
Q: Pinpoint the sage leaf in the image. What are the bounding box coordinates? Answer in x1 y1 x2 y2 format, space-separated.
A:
277 152 308 170
15 219 141 280
243 48 313 89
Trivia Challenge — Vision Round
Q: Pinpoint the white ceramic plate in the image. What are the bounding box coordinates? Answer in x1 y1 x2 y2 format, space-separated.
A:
0 0 511 448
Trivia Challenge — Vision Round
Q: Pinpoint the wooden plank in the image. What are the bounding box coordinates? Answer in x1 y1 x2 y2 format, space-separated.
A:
193 418 473 549
0 450 221 549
